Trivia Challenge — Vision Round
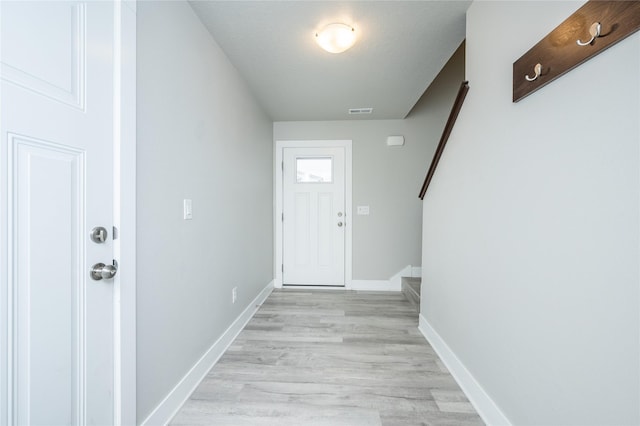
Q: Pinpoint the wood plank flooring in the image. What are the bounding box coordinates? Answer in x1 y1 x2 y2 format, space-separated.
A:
171 290 484 426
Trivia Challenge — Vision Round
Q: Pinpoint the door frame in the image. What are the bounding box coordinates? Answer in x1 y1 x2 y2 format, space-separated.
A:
0 2 136 425
274 140 352 288
113 2 137 424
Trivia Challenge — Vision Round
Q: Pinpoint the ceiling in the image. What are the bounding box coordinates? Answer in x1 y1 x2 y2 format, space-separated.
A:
189 1 471 121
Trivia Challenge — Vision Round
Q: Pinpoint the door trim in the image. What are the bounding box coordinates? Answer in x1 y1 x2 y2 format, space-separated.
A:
113 2 137 424
274 140 352 289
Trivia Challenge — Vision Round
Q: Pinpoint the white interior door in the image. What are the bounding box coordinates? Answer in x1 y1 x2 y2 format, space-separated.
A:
283 147 345 286
1 2 118 424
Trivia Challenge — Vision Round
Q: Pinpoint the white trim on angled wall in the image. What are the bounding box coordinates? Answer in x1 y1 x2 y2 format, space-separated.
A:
418 314 511 426
140 281 274 426
389 265 412 290
346 265 420 292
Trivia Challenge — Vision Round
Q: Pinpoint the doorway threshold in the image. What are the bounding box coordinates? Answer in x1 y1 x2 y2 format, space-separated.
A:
282 284 347 290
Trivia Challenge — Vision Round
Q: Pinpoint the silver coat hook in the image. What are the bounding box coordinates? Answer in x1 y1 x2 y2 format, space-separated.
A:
525 63 542 82
577 22 601 46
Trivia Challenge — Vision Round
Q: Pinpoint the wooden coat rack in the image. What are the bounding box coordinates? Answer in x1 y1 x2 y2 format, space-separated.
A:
513 0 640 102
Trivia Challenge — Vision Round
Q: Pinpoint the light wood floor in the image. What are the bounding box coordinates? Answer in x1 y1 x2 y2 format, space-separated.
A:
171 290 484 425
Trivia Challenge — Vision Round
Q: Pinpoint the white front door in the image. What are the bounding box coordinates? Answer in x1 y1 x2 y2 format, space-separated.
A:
1 2 118 424
283 147 345 286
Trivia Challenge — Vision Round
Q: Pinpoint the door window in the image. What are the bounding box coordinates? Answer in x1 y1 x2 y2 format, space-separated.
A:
296 157 333 183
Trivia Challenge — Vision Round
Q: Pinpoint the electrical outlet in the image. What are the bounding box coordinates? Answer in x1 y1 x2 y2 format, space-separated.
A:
232 287 237 304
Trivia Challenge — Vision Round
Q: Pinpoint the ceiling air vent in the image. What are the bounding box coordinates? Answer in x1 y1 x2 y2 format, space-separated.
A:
348 108 373 115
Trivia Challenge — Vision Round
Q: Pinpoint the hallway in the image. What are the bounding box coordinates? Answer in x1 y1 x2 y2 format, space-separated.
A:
171 290 483 425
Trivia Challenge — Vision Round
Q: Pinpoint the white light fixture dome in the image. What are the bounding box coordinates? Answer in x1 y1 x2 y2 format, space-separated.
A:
315 23 356 53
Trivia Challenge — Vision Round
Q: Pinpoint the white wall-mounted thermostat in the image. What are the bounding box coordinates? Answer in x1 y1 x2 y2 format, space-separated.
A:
386 135 405 146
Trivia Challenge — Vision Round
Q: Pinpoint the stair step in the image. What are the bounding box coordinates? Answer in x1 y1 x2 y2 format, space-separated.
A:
401 277 421 312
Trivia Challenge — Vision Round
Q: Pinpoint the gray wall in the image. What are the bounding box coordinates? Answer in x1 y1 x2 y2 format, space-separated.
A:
421 1 639 425
136 1 273 422
274 44 465 280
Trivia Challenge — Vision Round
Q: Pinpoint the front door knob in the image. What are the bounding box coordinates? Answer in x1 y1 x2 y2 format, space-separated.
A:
90 261 118 281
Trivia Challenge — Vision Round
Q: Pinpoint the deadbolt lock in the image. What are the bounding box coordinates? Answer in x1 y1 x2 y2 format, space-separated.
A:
90 226 108 243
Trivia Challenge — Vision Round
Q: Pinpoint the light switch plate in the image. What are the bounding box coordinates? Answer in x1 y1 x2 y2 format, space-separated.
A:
183 199 193 220
357 205 370 215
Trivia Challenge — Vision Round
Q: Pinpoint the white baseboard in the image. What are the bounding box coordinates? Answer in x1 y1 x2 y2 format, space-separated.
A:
140 280 274 426
348 265 422 292
418 314 511 426
349 279 400 291
276 265 421 292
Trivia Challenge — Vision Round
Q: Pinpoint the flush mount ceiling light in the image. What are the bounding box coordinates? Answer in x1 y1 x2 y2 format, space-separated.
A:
315 23 356 53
